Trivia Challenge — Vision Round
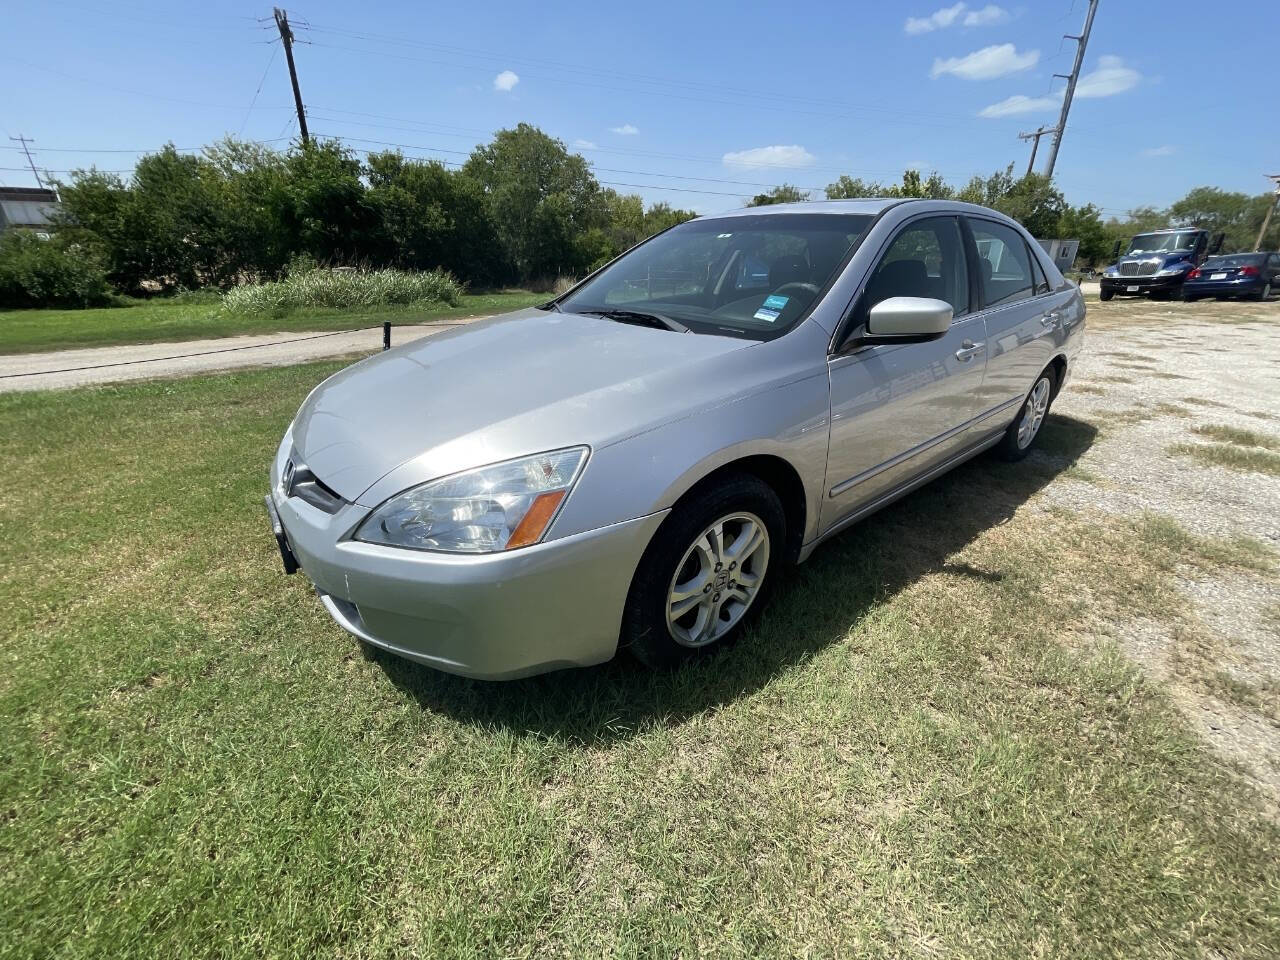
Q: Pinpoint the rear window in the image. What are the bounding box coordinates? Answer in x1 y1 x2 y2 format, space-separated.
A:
1202 254 1264 269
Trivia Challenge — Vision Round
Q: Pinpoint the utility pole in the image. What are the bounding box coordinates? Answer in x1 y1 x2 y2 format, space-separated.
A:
273 7 309 144
1043 0 1099 179
1254 175 1280 252
1018 126 1055 178
9 135 44 188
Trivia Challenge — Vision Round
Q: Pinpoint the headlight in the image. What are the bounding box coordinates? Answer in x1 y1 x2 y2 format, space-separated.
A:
355 447 589 553
1156 265 1187 276
1104 266 1118 277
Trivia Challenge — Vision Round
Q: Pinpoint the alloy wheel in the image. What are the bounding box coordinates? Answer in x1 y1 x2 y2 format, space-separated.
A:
1016 378 1051 450
666 512 770 648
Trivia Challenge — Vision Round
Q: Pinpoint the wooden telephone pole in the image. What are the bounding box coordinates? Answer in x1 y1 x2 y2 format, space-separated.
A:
1043 0 1099 179
273 8 309 143
1253 175 1280 252
1018 127 1055 178
9 135 44 188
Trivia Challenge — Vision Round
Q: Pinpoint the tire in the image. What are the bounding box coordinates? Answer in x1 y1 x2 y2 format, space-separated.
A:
1251 282 1271 302
994 366 1057 462
1099 287 1114 301
1215 295 1229 301
622 474 785 669
1184 293 1200 302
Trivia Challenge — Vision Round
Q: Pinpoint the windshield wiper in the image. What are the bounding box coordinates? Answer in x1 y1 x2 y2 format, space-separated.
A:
577 309 689 333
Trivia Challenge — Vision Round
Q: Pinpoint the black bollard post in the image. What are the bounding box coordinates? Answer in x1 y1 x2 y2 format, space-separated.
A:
382 321 391 351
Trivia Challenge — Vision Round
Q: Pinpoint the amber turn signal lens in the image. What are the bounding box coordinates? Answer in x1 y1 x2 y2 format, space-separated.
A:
505 490 567 549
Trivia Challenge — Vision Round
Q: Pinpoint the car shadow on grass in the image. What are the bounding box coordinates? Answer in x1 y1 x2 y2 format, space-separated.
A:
374 413 1098 746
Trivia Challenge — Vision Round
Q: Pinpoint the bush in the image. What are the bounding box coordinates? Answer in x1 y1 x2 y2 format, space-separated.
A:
0 231 113 308
221 266 463 315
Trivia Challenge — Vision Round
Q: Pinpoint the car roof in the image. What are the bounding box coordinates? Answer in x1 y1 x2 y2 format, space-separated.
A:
696 197 1029 222
1132 227 1206 234
698 199 903 220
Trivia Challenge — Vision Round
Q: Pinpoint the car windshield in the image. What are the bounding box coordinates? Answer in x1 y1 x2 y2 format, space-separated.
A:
558 213 873 339
1126 232 1200 255
1201 254 1263 269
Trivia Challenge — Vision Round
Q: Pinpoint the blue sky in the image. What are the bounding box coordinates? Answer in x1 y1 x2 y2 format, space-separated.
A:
4 0 1276 219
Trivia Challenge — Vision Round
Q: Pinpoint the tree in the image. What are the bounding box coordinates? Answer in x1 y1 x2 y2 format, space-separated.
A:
747 184 808 206
989 173 1066 239
463 124 603 279
1057 203 1110 266
365 151 504 282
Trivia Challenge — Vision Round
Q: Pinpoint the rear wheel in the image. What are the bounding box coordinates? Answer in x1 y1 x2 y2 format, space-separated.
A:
1251 282 1272 302
995 367 1057 462
623 475 784 669
1184 293 1200 302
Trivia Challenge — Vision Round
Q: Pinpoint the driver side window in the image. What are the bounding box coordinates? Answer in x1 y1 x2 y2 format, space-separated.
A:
861 216 969 320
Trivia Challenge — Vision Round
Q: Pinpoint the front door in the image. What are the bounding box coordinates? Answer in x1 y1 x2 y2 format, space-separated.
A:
822 215 989 534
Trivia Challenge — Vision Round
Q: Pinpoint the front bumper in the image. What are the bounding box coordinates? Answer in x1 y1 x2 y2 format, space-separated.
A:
1100 273 1186 295
266 469 666 680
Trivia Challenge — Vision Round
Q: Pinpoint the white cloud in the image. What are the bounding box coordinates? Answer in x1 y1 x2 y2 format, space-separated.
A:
932 43 1038 80
722 144 815 171
493 70 519 92
906 3 1008 34
610 123 639 135
572 139 598 150
1076 55 1141 98
905 2 965 34
1141 145 1176 158
978 92 1061 117
963 4 1008 26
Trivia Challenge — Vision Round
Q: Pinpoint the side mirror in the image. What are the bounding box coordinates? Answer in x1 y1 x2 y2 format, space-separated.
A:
866 296 953 342
1209 232 1225 255
1112 239 1123 260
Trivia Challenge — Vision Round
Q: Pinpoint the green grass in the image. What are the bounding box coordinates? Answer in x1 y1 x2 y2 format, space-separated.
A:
0 291 544 354
2 377 1279 957
1170 441 1280 477
1192 423 1280 450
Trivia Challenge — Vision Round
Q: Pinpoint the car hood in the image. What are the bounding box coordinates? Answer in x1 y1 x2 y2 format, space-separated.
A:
290 308 759 501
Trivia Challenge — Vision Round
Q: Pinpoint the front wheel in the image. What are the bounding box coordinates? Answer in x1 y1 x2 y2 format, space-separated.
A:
623 475 784 669
1099 287 1115 302
995 367 1057 462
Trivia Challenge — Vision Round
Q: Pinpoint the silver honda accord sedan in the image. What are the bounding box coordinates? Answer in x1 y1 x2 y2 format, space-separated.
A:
266 199 1084 679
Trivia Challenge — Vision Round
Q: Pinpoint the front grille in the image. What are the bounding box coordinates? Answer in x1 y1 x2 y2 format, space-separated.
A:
282 455 346 514
1118 260 1160 277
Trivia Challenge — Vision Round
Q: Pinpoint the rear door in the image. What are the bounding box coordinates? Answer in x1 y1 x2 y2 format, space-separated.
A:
966 217 1064 417
822 215 989 532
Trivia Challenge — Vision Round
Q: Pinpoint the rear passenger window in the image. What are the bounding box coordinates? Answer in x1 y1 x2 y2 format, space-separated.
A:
970 220 1034 308
862 216 969 318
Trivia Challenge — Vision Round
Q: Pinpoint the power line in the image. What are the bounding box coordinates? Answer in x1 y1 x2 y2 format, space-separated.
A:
238 44 280 135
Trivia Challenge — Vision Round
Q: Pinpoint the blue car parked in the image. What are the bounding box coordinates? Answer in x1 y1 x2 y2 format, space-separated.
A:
1183 252 1279 302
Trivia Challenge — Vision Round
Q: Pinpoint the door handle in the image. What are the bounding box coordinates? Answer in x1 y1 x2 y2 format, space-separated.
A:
954 340 984 362
1040 311 1061 327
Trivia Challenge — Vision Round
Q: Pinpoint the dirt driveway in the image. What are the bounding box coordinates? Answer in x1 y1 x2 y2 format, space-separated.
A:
1048 294 1279 799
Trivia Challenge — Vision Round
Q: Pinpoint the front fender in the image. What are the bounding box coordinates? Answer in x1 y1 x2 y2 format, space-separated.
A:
550 369 832 546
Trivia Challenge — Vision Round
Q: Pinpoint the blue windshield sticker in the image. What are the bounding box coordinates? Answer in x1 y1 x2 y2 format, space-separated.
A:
762 294 790 310
752 307 781 323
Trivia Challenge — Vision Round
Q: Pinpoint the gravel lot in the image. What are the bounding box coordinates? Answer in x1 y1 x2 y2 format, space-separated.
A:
1046 293 1280 798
